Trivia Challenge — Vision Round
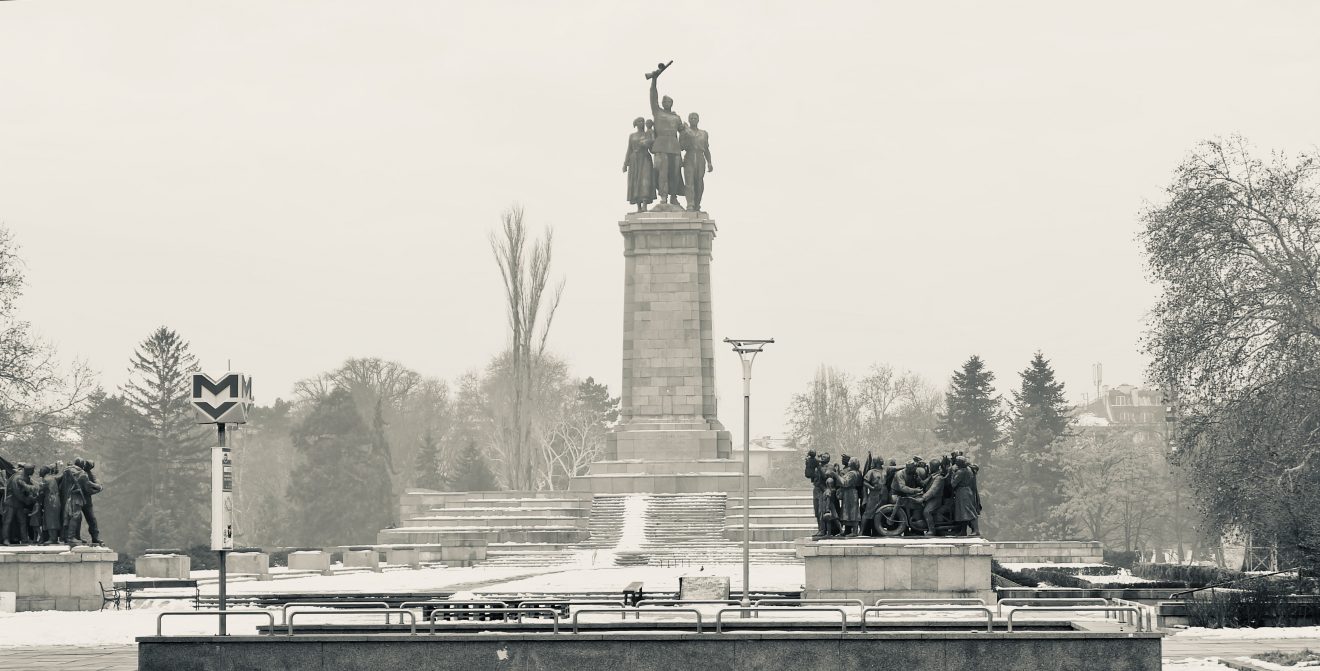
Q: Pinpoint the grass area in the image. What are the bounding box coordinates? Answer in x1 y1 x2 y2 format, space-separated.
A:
1255 648 1320 666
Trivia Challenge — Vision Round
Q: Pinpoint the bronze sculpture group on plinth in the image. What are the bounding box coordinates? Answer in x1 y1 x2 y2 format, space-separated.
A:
623 61 714 213
805 450 981 540
0 455 104 546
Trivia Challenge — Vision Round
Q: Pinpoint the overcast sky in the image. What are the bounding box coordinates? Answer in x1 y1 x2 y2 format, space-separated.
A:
3 1 1318 439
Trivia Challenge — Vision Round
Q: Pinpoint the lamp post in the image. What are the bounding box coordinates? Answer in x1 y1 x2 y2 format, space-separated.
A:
724 337 774 611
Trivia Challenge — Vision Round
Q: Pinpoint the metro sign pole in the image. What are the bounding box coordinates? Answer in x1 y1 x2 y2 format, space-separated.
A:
191 372 253 635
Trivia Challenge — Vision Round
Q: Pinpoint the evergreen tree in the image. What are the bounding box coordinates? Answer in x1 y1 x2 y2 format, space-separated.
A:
450 441 497 492
1011 351 1070 439
934 355 1003 465
287 388 392 545
79 391 150 550
119 327 209 552
412 428 444 489
994 352 1074 540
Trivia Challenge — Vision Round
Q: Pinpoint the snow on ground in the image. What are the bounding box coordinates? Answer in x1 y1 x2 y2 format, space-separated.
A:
479 562 805 594
614 495 649 552
0 609 267 647
1162 658 1229 670
1173 625 1320 640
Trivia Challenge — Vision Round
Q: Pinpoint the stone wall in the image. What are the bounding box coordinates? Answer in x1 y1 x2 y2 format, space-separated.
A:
798 538 995 605
0 546 117 611
138 633 1162 671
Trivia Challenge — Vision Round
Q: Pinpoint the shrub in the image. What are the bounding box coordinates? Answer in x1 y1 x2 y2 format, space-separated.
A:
1038 565 1121 576
1183 581 1320 628
1103 550 1139 570
1133 562 1243 587
991 560 1040 587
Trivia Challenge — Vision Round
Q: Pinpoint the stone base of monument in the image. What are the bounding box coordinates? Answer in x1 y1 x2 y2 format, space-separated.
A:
136 552 190 579
796 537 994 604
343 549 381 572
679 575 730 600
225 551 271 580
385 547 421 568
288 551 333 574
991 540 1104 563
0 545 117 611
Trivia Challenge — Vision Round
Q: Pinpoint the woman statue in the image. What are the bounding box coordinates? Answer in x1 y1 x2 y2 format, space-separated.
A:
622 117 656 212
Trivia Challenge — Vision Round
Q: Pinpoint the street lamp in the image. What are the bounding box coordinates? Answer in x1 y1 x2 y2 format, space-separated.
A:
724 337 774 611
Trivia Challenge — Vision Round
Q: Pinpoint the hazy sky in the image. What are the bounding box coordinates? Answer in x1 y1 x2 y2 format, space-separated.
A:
3 1 1318 439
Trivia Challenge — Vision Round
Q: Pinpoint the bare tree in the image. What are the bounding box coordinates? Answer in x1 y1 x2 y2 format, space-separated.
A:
489 206 564 490
0 225 95 451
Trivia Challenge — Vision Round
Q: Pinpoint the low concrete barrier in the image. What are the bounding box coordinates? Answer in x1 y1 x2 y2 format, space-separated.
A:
138 632 1162 670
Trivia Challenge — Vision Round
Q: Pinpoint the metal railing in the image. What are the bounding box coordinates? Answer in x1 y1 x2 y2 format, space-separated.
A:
281 601 391 625
636 599 741 607
752 598 863 618
716 607 847 633
1107 597 1156 631
572 608 703 633
521 599 630 619
861 606 994 633
875 597 986 607
287 609 416 634
401 600 510 621
156 610 275 636
1004 606 1142 633
996 597 1109 616
431 608 561 634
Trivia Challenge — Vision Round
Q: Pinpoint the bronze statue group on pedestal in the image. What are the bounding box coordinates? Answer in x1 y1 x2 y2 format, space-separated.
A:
0 455 103 546
623 61 714 213
805 450 982 540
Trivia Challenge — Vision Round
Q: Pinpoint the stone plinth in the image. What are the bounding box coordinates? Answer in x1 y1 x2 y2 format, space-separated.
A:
0 545 117 611
797 537 994 605
385 548 420 568
991 541 1104 564
679 575 730 600
343 549 380 571
225 552 270 579
287 551 332 573
135 553 190 579
570 210 744 495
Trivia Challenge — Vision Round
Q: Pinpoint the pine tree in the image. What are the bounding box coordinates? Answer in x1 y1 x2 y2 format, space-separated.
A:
994 352 1074 540
934 355 1003 465
119 327 209 552
412 428 444 489
1011 351 1070 439
287 388 392 545
450 441 497 492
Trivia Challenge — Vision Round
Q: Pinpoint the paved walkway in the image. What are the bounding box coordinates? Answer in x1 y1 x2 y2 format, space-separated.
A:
0 646 137 670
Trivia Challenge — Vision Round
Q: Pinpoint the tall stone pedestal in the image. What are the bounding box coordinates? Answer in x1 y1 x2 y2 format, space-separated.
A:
797 537 994 605
571 210 756 495
0 545 117 611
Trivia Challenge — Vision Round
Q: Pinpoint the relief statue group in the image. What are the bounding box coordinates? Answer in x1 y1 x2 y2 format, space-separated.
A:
624 61 713 213
805 450 983 540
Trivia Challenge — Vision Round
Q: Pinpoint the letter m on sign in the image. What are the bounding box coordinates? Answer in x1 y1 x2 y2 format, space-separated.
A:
191 373 253 424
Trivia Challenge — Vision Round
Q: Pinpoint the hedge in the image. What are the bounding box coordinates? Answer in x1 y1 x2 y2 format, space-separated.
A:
1132 562 1243 588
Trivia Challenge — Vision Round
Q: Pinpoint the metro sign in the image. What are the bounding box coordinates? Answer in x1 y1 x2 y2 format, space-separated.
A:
191 372 254 424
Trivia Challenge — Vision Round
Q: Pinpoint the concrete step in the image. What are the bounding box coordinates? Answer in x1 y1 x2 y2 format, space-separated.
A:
408 515 589 529
422 506 588 518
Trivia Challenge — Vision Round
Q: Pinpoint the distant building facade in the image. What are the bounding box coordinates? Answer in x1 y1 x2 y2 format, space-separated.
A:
1075 384 1169 445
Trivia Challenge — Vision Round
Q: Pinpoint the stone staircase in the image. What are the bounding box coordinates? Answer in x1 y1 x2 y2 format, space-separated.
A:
723 488 815 561
378 490 592 547
382 488 810 568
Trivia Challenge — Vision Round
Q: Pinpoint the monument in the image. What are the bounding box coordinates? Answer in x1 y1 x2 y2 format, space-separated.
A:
571 62 756 495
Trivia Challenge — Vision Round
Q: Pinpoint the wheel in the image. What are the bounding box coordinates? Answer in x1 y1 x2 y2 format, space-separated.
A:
876 504 908 537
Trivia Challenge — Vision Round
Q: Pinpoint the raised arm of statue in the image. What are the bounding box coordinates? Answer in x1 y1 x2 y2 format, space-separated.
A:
649 76 661 117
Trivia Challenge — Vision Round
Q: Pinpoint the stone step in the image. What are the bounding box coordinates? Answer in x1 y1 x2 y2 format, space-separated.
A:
588 459 746 475
570 472 764 495
724 526 816 543
408 515 589 529
724 506 813 516
728 497 812 507
379 527 589 545
422 506 587 518
723 514 812 526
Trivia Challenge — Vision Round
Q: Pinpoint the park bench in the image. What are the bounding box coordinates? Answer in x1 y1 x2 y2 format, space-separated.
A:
112 578 200 610
623 581 645 606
